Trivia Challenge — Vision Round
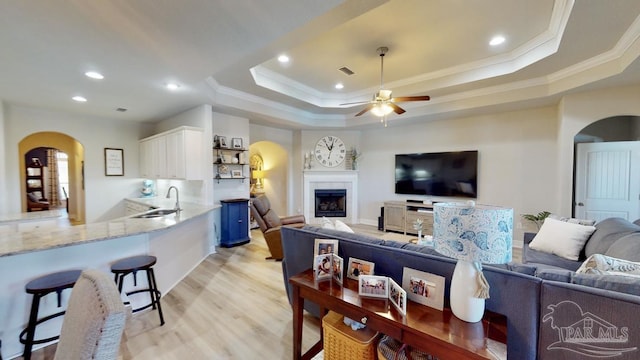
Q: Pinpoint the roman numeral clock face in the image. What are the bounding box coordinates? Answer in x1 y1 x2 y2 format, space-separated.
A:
314 136 346 168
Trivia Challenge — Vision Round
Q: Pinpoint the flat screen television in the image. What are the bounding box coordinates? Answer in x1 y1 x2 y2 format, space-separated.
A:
395 151 478 198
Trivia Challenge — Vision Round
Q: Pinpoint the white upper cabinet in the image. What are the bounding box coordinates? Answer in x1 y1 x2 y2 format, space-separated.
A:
139 126 203 180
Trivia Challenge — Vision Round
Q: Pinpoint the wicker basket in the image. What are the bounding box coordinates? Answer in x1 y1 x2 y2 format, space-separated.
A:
322 311 379 360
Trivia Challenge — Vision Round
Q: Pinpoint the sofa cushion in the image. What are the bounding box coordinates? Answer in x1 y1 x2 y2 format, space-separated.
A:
321 217 335 229
584 217 640 257
548 213 596 226
334 220 354 233
529 218 596 261
572 273 640 297
576 254 640 277
605 233 640 262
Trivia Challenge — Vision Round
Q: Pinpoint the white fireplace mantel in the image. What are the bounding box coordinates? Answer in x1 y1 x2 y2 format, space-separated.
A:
303 170 358 224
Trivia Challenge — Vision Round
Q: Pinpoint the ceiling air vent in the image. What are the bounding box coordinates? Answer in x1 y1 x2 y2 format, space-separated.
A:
338 67 354 76
116 108 128 112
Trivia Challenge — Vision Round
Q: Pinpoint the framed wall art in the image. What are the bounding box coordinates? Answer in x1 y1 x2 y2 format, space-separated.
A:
104 148 124 176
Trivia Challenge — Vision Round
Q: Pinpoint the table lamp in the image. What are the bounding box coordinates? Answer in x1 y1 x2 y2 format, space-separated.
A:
252 170 265 190
433 201 513 323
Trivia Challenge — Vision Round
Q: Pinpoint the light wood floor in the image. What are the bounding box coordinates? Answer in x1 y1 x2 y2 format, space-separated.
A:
27 223 521 359
28 229 322 360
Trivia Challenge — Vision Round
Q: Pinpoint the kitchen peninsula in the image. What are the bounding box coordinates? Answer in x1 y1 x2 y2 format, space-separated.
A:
0 199 218 358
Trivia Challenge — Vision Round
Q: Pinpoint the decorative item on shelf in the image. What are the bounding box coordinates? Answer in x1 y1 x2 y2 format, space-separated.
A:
231 169 243 178
413 218 424 241
433 201 513 323
217 135 228 148
350 147 361 170
252 170 265 190
521 210 551 230
231 137 243 149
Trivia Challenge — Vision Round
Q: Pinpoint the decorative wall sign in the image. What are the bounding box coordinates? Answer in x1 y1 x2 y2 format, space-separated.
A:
104 148 124 176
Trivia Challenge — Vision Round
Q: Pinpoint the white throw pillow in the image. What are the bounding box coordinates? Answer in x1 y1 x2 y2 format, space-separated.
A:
334 220 354 233
321 217 335 230
529 217 596 261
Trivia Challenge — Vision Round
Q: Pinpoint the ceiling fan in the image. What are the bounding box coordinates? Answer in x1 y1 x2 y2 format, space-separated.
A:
341 46 430 125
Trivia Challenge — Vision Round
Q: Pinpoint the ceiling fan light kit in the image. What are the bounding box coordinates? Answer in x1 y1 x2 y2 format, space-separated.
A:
341 46 431 125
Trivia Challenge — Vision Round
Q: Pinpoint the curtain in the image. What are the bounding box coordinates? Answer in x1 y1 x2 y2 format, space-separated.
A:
47 149 61 207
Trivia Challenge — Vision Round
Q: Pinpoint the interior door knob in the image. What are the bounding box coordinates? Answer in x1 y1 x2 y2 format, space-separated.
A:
577 202 584 206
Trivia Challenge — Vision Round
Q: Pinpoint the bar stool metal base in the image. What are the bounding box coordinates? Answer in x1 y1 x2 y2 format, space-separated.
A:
19 269 82 360
111 255 165 326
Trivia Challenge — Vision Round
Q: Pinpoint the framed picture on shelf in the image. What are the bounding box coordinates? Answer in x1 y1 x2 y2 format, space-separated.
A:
314 239 338 256
218 136 228 148
402 267 445 310
347 257 374 280
218 164 231 178
231 169 243 178
358 275 389 299
231 137 243 149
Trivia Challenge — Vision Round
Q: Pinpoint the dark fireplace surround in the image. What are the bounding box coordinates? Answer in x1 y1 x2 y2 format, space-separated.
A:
314 189 347 218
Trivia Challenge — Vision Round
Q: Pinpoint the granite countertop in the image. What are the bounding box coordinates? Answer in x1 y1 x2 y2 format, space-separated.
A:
0 209 66 223
0 201 219 258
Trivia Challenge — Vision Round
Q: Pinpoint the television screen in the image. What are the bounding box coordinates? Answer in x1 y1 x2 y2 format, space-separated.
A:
395 151 478 198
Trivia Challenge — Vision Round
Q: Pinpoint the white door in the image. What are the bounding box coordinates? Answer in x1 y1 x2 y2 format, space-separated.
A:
575 141 640 222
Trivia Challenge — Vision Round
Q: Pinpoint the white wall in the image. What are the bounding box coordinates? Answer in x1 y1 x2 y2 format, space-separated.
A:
3 104 151 221
0 101 7 214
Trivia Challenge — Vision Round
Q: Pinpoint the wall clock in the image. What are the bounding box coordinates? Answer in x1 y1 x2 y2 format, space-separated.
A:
314 135 346 167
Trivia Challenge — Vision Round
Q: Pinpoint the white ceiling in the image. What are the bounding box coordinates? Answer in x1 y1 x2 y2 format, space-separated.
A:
1 0 639 129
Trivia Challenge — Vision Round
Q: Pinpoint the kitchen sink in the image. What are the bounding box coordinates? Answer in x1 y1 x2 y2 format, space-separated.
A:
133 209 178 218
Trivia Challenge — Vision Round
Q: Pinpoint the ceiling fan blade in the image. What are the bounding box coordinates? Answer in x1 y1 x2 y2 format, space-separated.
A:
389 103 406 115
355 104 375 117
392 95 431 102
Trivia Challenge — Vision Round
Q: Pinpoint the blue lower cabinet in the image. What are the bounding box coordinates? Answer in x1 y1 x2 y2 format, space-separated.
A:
220 198 250 247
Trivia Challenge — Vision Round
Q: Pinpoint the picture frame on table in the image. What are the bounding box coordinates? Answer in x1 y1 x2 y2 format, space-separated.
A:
402 267 445 311
358 275 389 299
389 278 407 315
314 254 333 281
231 137 243 149
347 257 374 280
231 169 243 178
314 239 339 256
331 253 343 285
104 148 124 176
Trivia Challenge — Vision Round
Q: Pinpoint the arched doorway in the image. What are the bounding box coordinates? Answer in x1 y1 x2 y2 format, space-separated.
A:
249 141 290 216
572 116 640 220
19 132 86 224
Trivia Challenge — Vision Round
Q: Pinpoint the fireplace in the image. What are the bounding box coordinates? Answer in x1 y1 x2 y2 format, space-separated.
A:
315 189 347 217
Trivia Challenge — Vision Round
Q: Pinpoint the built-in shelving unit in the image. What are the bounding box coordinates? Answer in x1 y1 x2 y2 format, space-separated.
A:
213 135 248 183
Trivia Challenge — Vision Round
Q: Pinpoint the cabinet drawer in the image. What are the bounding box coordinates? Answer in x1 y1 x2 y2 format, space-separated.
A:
333 306 402 339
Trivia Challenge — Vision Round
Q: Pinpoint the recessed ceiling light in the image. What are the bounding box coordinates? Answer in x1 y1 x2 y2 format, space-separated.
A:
277 54 290 63
490 35 506 46
166 83 180 90
85 71 104 80
335 83 344 90
72 96 87 102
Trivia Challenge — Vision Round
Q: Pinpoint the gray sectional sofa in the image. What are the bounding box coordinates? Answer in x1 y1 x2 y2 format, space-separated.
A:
523 217 640 297
281 225 640 360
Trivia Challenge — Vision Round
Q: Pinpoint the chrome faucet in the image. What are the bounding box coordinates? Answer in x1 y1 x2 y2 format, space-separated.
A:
166 186 181 211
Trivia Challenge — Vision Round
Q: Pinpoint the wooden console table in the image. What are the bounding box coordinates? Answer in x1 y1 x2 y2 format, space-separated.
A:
290 269 506 360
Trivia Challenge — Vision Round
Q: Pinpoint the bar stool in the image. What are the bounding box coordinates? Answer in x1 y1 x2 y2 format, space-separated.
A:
19 269 82 360
111 255 165 326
